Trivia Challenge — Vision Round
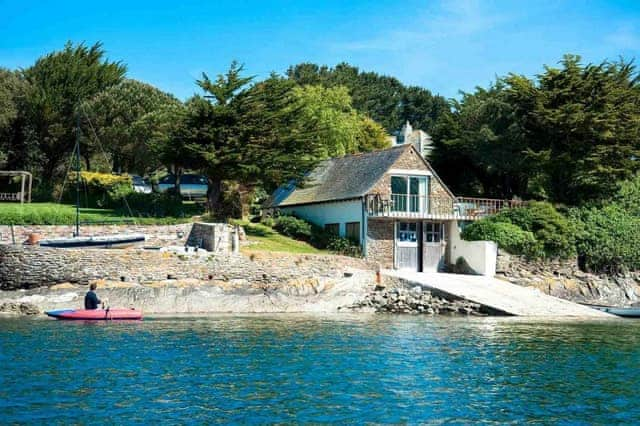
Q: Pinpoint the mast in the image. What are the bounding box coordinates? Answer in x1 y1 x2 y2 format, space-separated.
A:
75 114 81 237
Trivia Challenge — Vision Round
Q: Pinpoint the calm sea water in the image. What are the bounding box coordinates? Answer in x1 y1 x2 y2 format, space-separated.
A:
1 315 640 424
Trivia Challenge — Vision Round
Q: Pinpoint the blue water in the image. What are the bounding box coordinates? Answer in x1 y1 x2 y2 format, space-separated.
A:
1 315 640 424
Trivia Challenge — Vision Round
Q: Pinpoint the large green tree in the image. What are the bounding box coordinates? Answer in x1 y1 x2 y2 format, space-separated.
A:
188 64 388 217
287 62 449 133
21 42 126 183
138 102 193 192
0 69 29 168
288 84 388 157
432 80 531 198
82 79 180 174
513 55 640 204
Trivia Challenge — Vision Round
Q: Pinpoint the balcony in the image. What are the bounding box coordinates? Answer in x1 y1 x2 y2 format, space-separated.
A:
366 194 523 220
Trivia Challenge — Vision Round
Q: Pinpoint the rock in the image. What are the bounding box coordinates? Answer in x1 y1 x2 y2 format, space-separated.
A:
19 302 40 315
0 301 39 315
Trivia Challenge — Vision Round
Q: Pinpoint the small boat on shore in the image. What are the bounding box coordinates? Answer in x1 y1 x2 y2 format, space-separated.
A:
36 112 146 250
46 308 143 320
39 233 145 249
582 304 640 318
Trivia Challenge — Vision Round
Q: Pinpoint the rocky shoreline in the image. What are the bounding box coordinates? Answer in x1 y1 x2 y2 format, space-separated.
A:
496 252 640 306
347 279 485 316
4 245 637 318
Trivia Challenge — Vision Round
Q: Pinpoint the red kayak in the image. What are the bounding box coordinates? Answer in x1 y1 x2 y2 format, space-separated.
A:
46 308 143 320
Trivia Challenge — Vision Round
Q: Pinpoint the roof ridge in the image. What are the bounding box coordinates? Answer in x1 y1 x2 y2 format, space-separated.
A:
330 144 409 161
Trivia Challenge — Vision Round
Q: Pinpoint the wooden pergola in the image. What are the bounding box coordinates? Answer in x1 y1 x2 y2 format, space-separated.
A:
0 171 32 204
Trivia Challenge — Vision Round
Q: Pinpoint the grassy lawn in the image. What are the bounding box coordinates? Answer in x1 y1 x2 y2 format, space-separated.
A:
0 202 194 225
236 221 326 254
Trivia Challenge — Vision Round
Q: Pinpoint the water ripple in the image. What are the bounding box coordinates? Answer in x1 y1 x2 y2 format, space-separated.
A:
1 315 640 424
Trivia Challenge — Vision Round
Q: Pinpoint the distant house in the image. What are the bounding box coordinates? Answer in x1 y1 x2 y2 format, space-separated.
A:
388 121 433 158
267 144 519 275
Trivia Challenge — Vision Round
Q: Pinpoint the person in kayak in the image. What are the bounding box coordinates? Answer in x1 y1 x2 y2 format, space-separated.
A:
84 283 102 310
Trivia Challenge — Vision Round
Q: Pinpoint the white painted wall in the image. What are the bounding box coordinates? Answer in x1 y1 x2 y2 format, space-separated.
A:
448 221 497 277
280 199 364 242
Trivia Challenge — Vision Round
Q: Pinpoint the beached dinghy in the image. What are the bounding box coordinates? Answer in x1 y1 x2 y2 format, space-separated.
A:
46 308 143 320
37 113 146 250
39 233 145 249
582 303 640 318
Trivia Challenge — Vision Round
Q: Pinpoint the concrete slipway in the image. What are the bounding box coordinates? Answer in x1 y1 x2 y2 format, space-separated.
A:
384 270 612 317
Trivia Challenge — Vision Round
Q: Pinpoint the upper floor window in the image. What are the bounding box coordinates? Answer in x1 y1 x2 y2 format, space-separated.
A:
391 176 429 213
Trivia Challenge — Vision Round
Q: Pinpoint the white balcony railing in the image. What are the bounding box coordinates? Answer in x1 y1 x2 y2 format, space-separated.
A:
366 194 523 219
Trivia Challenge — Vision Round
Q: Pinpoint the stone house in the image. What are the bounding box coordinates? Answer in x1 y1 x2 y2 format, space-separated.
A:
267 144 518 275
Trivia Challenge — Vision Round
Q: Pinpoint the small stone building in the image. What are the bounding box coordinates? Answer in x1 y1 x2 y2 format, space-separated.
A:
267 144 516 275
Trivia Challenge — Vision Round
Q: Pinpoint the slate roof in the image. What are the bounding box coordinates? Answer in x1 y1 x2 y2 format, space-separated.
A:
268 145 412 207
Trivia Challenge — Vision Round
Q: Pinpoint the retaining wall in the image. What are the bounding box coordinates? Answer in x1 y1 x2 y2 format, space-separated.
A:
0 224 193 247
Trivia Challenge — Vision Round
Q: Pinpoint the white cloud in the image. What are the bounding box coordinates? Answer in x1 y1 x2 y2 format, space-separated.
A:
605 24 640 50
332 0 510 52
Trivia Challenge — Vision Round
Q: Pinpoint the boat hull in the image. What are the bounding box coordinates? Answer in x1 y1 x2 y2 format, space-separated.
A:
39 233 145 249
46 309 143 320
584 304 640 318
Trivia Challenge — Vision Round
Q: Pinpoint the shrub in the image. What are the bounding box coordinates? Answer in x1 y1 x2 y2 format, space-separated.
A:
120 192 193 218
495 201 576 258
571 205 640 273
326 236 362 257
260 216 275 227
461 220 539 257
64 172 133 208
273 215 312 240
614 174 640 216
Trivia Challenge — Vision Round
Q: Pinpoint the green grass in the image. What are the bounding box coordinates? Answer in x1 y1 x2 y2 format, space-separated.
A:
234 220 325 254
0 202 194 225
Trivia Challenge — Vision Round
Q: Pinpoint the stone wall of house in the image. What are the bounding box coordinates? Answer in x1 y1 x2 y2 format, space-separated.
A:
0 224 193 247
496 252 640 306
367 145 454 213
368 146 428 197
429 173 454 214
366 219 394 268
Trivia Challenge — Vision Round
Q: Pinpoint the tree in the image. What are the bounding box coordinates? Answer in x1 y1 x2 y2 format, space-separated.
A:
188 65 389 218
512 55 640 204
0 69 28 168
21 42 126 183
433 80 531 198
196 61 254 105
287 62 449 133
82 79 181 174
138 102 193 192
289 84 389 157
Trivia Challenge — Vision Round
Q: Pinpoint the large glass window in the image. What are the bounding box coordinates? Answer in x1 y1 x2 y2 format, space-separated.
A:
391 176 408 211
391 176 428 212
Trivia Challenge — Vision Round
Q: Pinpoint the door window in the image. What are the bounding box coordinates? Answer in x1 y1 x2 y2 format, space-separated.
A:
424 222 443 242
397 222 418 242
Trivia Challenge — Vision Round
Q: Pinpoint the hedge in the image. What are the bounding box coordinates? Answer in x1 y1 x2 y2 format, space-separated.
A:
461 220 539 257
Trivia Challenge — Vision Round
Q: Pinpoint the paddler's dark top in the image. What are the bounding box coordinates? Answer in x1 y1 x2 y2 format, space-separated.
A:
84 291 101 310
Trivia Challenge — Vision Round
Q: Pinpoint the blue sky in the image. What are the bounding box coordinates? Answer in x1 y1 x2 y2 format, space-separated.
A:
1 0 639 100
